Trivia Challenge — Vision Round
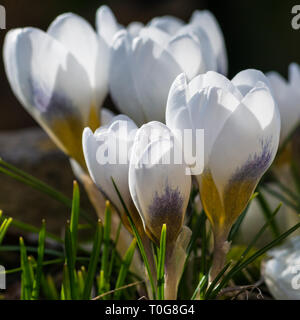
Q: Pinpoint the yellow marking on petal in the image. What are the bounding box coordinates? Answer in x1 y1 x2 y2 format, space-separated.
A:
42 115 87 169
88 104 101 132
199 170 225 231
223 177 257 228
38 104 102 171
200 170 257 234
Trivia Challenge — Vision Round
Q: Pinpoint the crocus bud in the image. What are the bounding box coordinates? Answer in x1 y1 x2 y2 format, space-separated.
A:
190 10 227 75
82 114 141 232
129 121 191 245
263 236 300 300
166 70 281 279
3 6 116 167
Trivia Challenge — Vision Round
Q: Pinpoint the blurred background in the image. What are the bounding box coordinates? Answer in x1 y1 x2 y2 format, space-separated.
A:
0 0 299 233
0 0 299 130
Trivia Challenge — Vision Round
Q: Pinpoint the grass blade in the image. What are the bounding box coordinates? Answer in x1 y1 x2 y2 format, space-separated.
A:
0 245 63 257
70 181 80 258
0 217 13 245
263 185 300 211
228 192 258 242
0 158 94 225
101 201 112 280
19 237 32 300
157 224 167 300
191 274 208 300
291 160 300 195
114 238 137 299
111 177 157 299
42 274 59 300
9 217 63 244
77 269 85 298
31 220 46 300
108 221 122 280
83 220 103 299
64 222 77 300
204 262 231 299
256 191 280 238
61 263 71 300
208 203 281 299
211 219 300 299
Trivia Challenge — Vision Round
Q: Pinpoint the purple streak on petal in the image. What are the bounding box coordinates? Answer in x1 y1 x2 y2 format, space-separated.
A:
230 138 274 183
148 183 184 219
29 78 76 118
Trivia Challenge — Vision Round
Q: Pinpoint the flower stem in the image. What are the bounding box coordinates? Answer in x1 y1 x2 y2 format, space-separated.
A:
164 243 177 300
209 230 230 283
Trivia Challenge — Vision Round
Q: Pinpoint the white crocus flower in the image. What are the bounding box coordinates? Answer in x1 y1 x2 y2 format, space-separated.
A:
96 5 122 47
166 70 281 280
129 121 191 244
262 236 300 300
147 15 184 35
267 63 300 145
3 6 116 168
129 121 191 299
83 115 161 287
148 10 227 74
109 11 225 125
190 10 227 75
82 114 140 232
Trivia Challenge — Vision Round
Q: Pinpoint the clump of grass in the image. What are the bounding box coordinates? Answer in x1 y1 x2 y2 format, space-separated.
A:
0 156 300 300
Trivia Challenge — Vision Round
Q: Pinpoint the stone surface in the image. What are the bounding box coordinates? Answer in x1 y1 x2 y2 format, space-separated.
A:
0 127 96 234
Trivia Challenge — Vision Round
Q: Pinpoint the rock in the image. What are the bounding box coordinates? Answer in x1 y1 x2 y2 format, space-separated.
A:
0 127 96 235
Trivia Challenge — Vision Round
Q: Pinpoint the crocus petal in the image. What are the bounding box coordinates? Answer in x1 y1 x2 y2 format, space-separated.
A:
131 36 182 123
166 73 190 132
96 5 121 46
231 69 271 96
128 21 144 37
139 26 170 47
263 236 300 300
188 71 243 100
289 62 300 89
166 74 240 172
109 31 147 125
190 10 227 75
129 122 191 243
166 73 240 163
148 15 184 35
268 71 300 143
267 71 287 94
82 116 138 216
166 31 214 80
190 87 240 167
203 86 280 229
48 13 108 108
3 27 91 165
100 108 115 126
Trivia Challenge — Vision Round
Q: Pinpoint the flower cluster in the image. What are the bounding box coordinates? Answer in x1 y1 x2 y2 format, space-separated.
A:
4 5 300 299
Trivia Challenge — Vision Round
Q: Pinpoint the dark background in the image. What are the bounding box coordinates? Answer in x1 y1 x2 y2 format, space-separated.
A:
0 0 299 130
